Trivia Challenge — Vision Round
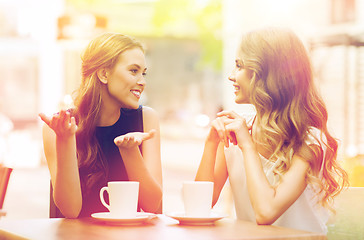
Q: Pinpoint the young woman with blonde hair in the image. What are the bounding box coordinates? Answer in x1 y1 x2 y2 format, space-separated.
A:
39 33 162 218
195 27 348 233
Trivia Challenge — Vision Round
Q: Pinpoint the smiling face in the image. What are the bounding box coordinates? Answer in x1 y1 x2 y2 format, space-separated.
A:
103 47 147 109
228 53 253 104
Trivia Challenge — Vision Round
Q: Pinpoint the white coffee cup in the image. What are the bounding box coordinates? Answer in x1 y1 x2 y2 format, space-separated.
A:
182 181 214 217
99 181 139 218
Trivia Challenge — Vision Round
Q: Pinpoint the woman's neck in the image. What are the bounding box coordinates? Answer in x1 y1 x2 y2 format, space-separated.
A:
97 103 121 127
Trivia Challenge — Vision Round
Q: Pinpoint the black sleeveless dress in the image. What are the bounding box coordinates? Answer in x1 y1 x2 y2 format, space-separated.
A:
52 106 143 218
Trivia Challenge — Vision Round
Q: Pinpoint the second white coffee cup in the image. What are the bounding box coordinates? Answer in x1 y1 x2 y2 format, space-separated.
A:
99 181 139 218
182 181 214 217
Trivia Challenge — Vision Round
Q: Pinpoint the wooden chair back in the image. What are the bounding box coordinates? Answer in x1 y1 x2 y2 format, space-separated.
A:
0 165 13 216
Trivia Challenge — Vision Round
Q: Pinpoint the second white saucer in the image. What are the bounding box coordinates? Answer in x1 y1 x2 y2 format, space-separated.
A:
166 212 227 225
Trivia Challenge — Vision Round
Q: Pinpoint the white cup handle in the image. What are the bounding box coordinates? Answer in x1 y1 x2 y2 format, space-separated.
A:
100 186 110 211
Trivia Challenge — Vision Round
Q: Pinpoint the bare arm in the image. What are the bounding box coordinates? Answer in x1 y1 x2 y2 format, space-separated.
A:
114 106 162 213
220 111 309 225
241 144 309 224
195 118 229 206
39 110 82 218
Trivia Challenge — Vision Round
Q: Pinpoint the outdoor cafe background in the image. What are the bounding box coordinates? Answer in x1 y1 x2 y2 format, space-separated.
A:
0 0 363 225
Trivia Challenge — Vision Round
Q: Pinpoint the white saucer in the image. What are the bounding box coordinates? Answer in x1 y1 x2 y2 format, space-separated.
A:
91 212 155 225
166 212 227 225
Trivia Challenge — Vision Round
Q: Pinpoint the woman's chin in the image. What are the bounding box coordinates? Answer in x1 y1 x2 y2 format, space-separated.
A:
234 97 243 104
121 102 140 109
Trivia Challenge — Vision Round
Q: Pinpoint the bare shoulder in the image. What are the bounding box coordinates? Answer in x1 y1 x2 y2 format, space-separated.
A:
142 106 160 130
142 106 158 115
142 106 159 120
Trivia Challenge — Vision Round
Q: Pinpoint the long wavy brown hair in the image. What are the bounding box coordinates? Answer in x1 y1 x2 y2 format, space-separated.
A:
239 28 348 210
72 33 144 194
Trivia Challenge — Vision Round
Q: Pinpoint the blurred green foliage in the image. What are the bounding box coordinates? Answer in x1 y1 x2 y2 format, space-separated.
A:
152 0 222 71
326 186 364 240
66 0 222 71
327 155 364 240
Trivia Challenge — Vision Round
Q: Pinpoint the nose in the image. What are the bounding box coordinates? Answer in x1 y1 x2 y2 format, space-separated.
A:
228 73 235 82
137 75 146 86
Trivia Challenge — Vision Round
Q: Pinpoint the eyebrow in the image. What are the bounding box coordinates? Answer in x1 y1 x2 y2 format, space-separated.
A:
129 64 147 71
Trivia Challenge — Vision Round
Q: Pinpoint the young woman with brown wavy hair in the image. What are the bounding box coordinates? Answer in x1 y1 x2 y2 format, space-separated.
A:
195 27 348 233
39 33 162 218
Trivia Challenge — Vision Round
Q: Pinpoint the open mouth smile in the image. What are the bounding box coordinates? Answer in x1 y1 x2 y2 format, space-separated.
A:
131 89 142 99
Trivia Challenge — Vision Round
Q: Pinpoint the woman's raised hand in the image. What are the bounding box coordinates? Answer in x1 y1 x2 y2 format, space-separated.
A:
114 129 156 149
207 116 234 147
216 111 253 148
39 110 77 139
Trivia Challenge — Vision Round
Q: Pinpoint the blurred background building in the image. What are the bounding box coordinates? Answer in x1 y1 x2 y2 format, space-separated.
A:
0 0 363 219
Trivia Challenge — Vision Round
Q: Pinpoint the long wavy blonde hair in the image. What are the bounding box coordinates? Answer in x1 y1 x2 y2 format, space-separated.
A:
239 28 348 209
72 33 144 194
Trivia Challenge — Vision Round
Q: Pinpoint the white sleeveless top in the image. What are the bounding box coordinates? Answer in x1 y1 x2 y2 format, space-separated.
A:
224 116 329 234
